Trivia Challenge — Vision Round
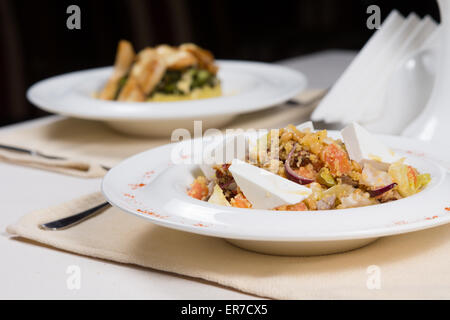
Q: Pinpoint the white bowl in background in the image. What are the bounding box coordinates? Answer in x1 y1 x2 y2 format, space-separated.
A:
27 61 307 137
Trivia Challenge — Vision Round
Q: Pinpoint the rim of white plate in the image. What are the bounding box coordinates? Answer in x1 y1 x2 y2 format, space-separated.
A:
102 132 450 242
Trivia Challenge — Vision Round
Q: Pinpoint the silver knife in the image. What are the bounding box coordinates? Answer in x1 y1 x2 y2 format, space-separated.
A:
0 144 110 170
0 143 112 229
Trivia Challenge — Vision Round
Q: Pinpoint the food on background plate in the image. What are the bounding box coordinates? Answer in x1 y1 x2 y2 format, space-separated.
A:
99 40 221 102
187 122 431 211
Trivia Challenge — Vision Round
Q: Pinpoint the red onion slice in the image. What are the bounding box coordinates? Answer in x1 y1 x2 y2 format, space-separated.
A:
285 145 314 185
367 183 397 197
219 179 236 190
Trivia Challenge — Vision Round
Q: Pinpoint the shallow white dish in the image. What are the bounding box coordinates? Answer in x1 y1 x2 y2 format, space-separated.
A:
27 60 307 137
102 131 450 256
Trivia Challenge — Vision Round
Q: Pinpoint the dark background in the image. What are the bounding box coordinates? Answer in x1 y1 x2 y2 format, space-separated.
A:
0 0 440 126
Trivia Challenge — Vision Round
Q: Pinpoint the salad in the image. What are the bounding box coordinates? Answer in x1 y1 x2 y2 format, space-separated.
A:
187 122 430 211
99 40 221 102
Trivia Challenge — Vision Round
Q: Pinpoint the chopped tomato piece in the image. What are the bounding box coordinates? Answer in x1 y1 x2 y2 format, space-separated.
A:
231 193 252 208
187 177 209 200
295 165 316 180
287 202 308 211
276 202 308 211
407 165 417 185
320 143 351 176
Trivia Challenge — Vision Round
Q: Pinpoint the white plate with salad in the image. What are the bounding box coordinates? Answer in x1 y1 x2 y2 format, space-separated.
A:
27 41 306 137
102 122 450 256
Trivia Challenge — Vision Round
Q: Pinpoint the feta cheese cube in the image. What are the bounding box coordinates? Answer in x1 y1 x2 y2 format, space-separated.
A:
341 122 400 170
208 184 231 206
228 159 312 209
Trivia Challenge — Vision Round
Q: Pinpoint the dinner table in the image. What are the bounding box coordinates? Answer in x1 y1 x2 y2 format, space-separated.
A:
0 50 357 299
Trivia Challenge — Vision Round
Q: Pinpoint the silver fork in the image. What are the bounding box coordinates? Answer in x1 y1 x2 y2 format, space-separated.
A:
39 202 111 230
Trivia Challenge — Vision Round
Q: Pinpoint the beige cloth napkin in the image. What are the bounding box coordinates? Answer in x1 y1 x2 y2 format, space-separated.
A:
0 90 322 178
7 191 450 299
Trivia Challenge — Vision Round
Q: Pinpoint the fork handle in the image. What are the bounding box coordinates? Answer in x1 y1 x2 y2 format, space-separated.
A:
39 202 111 230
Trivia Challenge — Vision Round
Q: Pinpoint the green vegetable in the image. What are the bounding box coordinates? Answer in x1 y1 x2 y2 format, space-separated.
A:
152 70 183 95
149 67 218 96
197 70 210 82
191 68 215 89
322 184 354 199
416 173 431 190
388 162 430 197
388 163 413 197
114 75 128 99
317 167 336 187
